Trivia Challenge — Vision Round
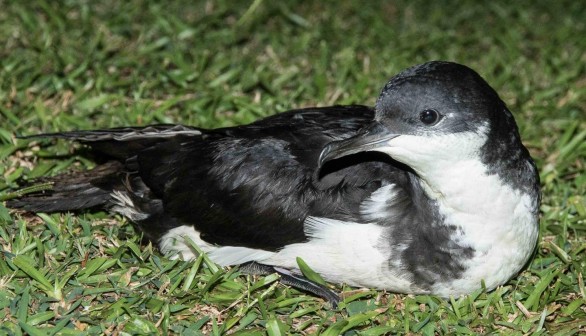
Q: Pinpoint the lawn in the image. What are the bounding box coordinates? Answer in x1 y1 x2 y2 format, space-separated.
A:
0 0 584 334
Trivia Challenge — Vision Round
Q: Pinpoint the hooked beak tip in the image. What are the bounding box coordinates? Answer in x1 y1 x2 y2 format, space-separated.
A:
317 122 400 170
317 143 335 169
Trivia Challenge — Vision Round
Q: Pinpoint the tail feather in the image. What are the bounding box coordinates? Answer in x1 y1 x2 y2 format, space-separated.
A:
17 124 202 160
8 124 202 212
6 161 123 213
18 124 202 142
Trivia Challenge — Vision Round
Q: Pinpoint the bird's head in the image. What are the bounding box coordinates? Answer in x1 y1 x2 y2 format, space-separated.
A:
318 61 522 180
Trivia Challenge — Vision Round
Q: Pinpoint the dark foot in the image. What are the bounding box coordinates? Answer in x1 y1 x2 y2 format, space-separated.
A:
240 262 340 308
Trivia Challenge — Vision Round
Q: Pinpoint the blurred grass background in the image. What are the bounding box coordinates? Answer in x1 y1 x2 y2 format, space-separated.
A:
0 0 584 334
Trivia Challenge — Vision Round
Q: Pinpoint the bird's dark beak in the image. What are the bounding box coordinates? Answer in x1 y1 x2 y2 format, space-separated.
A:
318 122 399 168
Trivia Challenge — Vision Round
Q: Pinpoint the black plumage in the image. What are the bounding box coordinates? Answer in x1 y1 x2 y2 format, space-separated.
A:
7 61 541 306
10 106 399 245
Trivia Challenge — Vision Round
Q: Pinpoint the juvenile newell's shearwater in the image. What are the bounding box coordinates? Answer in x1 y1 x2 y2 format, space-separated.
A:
7 61 541 306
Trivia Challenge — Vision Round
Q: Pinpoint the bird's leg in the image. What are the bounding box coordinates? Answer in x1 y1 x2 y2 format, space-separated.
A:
240 262 340 308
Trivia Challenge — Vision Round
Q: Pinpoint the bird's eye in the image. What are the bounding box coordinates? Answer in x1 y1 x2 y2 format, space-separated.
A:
419 109 441 125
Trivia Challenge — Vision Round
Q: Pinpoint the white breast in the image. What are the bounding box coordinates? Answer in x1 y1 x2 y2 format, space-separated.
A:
430 175 538 295
377 126 539 295
414 158 538 295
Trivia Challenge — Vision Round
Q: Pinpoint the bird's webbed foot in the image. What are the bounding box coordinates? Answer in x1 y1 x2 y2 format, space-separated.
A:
240 262 340 308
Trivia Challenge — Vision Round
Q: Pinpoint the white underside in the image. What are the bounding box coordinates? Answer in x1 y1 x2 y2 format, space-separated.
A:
159 216 420 293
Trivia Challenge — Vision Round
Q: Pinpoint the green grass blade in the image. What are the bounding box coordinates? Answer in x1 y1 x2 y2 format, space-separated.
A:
296 257 327 286
13 255 53 292
525 268 561 310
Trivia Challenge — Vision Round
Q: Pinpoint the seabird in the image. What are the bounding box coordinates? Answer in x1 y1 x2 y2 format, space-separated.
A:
7 61 541 306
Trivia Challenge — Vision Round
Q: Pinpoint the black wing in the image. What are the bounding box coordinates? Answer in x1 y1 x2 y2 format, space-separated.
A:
10 105 409 251
131 106 407 250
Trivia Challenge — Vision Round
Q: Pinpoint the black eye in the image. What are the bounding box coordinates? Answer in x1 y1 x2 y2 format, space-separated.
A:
419 109 441 125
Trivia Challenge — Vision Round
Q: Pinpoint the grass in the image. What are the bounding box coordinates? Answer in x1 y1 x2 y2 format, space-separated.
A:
0 0 585 334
